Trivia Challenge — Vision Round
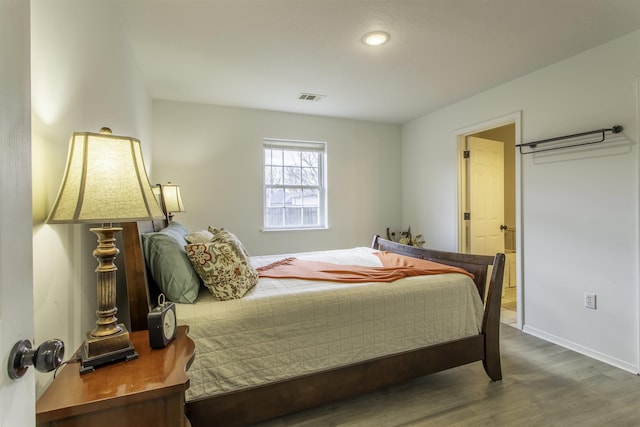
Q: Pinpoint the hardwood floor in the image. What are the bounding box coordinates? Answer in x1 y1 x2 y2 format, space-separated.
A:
254 320 640 426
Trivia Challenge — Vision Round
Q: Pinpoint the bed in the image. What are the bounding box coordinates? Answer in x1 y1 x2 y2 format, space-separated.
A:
121 220 505 427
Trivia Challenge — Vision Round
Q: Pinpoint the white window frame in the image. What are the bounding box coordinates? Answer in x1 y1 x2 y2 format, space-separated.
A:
262 138 328 231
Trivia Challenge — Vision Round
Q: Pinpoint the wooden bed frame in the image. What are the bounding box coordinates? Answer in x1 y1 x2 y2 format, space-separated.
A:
121 221 505 427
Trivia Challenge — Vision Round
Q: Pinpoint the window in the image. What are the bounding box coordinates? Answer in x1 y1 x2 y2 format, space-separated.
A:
263 139 327 230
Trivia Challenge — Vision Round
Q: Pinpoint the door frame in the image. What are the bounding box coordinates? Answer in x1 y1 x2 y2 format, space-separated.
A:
455 111 523 329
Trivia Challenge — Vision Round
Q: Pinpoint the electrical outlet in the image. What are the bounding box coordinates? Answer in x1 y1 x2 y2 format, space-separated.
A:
584 293 597 310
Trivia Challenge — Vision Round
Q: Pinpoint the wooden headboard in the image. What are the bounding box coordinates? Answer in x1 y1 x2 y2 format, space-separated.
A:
121 220 167 332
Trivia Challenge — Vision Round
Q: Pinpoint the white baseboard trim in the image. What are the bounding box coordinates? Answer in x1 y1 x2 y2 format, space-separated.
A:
522 325 640 375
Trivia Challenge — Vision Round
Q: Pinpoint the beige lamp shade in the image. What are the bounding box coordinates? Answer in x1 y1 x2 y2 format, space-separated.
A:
47 129 164 224
161 183 185 214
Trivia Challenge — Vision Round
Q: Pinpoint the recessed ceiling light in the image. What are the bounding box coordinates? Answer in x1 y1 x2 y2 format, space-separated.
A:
362 31 390 47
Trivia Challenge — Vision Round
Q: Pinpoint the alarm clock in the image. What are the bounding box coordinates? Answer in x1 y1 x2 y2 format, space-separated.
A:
147 294 177 349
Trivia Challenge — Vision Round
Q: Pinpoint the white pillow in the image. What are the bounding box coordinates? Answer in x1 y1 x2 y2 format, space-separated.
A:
184 229 214 244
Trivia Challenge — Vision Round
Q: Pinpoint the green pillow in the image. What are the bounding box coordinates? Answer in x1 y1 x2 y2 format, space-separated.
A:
142 222 200 303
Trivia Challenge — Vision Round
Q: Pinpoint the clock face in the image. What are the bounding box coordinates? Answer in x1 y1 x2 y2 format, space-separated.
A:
163 308 176 340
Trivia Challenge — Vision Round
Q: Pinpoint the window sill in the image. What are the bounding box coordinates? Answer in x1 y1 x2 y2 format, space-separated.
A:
260 226 330 233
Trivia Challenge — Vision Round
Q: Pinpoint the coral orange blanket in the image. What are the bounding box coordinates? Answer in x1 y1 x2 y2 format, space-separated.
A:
256 251 474 283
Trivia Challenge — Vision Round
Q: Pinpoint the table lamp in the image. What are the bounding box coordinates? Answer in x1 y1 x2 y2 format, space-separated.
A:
156 182 185 222
46 127 164 373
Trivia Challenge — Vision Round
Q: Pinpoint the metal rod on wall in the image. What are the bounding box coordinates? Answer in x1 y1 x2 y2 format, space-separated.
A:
516 125 623 154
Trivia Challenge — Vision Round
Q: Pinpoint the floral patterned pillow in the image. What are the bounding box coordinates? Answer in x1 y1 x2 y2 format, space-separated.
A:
185 229 258 300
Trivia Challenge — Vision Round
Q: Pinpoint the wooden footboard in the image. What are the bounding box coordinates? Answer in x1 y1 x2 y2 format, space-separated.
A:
372 236 505 382
122 225 505 427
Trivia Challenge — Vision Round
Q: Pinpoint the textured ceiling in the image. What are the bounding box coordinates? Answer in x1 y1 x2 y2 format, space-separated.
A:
114 0 640 124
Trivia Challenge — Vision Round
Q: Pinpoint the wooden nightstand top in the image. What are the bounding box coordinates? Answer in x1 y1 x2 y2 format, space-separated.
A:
36 325 195 425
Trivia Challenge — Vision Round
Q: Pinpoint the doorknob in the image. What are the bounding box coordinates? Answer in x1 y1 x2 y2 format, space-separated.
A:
7 338 64 380
500 225 508 231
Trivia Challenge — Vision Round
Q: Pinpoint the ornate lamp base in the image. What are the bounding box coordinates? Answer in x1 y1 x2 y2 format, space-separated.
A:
79 225 138 374
80 324 138 374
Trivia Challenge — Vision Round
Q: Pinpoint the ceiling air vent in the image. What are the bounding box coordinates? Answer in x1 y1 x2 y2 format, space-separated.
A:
298 93 325 101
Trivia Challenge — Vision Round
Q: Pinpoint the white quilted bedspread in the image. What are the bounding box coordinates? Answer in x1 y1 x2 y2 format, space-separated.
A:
175 247 484 401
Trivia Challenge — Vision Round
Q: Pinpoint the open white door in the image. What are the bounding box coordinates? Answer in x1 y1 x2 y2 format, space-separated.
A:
0 0 35 425
468 136 505 256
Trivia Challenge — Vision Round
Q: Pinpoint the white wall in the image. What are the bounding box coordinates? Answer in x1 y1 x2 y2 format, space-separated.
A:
402 30 640 372
31 0 153 396
152 100 402 256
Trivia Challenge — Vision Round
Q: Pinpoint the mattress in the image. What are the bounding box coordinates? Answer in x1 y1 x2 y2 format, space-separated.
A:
175 247 484 401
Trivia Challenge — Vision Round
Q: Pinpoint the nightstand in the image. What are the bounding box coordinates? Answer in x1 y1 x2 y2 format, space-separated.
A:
36 325 195 427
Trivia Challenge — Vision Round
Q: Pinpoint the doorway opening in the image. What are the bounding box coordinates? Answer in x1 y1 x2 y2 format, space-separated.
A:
456 113 521 328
